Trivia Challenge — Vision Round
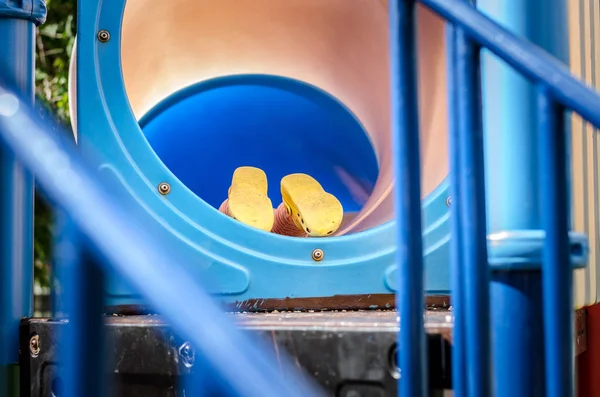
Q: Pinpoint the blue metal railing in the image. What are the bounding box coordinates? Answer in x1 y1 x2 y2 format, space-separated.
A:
445 22 468 397
388 2 428 395
393 0 600 397
1 0 600 396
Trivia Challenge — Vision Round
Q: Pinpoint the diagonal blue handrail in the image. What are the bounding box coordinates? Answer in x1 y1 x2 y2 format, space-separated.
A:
0 88 325 397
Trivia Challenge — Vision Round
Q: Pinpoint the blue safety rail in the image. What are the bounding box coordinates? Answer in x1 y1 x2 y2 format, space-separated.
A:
392 1 600 397
0 0 600 397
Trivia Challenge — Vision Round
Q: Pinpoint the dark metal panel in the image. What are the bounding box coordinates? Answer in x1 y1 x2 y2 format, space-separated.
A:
19 309 588 396
20 311 453 397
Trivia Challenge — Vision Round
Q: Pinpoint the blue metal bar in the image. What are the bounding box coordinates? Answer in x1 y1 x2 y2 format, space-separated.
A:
54 212 106 397
388 1 427 396
475 1 568 396
0 88 324 397
489 271 545 397
444 22 466 397
455 27 491 397
537 87 573 397
0 18 36 372
0 9 45 392
419 0 600 130
478 0 540 233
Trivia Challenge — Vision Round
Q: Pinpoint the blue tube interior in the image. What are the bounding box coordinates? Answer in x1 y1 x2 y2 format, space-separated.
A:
140 74 379 212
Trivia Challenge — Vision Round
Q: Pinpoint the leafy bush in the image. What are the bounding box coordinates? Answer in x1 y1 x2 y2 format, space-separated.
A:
34 0 76 287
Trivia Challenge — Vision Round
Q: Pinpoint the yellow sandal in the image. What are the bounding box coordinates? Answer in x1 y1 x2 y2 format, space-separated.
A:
281 173 343 237
227 166 274 232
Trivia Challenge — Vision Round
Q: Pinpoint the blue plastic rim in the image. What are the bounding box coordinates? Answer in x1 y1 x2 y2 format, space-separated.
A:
76 0 455 304
139 74 380 212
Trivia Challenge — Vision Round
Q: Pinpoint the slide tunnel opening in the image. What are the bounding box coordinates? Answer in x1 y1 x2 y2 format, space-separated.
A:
140 75 380 215
115 0 449 236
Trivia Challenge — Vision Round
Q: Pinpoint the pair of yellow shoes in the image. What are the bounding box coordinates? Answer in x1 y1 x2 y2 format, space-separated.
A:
225 166 343 237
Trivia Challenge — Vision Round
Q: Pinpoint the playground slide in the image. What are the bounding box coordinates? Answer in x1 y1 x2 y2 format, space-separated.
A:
70 0 448 236
69 0 454 307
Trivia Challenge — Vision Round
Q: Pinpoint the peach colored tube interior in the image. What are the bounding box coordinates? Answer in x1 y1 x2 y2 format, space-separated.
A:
117 0 448 235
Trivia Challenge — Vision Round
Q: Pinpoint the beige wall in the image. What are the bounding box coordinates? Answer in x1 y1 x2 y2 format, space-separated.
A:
570 0 600 308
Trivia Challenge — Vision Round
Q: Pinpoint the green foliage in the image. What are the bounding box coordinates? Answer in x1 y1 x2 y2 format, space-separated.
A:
36 0 76 121
34 0 76 287
34 199 53 288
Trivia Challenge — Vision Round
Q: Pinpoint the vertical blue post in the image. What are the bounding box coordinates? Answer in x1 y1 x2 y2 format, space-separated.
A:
455 26 492 397
537 89 572 397
477 0 569 396
54 213 107 397
0 1 46 394
388 1 427 396
445 22 466 397
479 0 569 232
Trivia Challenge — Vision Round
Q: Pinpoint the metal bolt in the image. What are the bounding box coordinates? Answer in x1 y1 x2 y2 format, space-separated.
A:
446 196 452 207
388 343 400 379
158 182 171 195
312 249 324 262
97 30 110 43
29 334 40 357
179 342 196 368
